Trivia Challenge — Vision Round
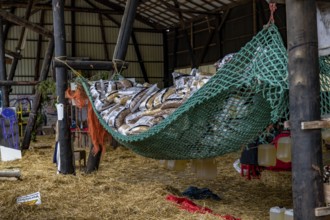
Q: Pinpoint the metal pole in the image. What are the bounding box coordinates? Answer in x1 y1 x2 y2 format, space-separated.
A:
0 17 9 107
112 0 139 61
286 1 324 219
52 0 74 174
22 38 54 150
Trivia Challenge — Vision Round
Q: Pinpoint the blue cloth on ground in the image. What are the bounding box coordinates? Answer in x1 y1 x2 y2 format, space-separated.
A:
182 186 221 201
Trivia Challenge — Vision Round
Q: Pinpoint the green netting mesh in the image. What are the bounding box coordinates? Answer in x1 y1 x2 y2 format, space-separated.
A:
78 24 330 160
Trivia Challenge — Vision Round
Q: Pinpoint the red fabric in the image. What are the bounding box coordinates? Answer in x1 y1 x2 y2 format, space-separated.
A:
66 86 111 154
166 195 240 220
241 164 261 180
267 131 291 171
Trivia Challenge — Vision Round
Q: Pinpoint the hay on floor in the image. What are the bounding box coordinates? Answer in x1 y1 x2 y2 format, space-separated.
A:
0 135 293 220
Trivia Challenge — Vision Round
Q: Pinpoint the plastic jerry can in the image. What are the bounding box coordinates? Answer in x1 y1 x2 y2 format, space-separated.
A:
191 158 217 179
277 136 292 163
269 206 285 220
159 160 168 168
166 160 188 172
284 209 293 220
258 144 277 167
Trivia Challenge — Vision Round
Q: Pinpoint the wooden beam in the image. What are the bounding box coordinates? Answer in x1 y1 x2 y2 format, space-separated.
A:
52 0 74 175
286 0 324 219
3 7 16 42
0 17 9 107
1 2 120 14
34 9 45 88
7 0 34 98
173 0 196 68
22 38 54 150
0 9 52 38
98 14 110 60
196 10 229 67
162 1 220 16
0 80 39 86
53 59 128 70
5 49 22 59
0 169 21 178
71 0 76 57
131 31 149 82
301 120 330 130
163 30 170 87
315 207 330 217
112 0 139 61
95 0 165 30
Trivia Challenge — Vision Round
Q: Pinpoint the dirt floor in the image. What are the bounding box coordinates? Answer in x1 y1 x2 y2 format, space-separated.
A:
0 135 293 220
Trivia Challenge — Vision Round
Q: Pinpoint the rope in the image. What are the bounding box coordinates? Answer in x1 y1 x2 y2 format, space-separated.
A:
111 59 127 80
267 3 277 25
54 56 84 78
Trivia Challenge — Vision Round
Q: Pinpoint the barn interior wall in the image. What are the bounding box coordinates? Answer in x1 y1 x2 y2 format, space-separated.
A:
166 0 287 80
4 3 165 96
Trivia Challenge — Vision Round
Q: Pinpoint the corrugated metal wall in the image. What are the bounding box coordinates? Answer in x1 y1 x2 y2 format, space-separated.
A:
4 1 165 95
167 0 287 74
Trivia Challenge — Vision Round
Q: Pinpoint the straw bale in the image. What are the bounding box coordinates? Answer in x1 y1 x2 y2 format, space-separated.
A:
0 136 293 220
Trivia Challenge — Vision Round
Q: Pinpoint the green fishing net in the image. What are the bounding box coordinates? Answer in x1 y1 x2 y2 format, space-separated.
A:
79 24 330 160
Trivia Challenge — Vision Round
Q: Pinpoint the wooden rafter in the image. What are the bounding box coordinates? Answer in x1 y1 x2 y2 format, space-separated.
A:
0 9 52 38
95 0 166 29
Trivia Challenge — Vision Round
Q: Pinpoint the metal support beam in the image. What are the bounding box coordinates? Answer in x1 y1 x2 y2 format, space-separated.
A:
0 17 9 107
52 0 74 175
112 0 139 61
286 0 324 219
22 38 54 150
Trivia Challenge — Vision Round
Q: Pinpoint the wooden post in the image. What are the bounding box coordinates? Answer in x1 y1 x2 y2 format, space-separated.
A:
85 0 140 173
286 0 324 219
112 0 139 61
52 0 74 175
0 17 9 107
21 38 54 150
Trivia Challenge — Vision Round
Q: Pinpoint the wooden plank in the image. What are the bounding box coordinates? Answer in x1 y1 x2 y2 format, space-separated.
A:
0 9 52 38
0 169 21 178
286 0 324 219
315 207 330 217
301 120 330 130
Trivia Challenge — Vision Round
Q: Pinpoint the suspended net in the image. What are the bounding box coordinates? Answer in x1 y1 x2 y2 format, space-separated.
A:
72 24 330 160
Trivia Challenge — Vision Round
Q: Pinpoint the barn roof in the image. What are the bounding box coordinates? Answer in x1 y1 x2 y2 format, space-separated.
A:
1 0 260 30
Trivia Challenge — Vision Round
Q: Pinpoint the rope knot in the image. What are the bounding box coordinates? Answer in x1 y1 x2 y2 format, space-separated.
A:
268 3 277 25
